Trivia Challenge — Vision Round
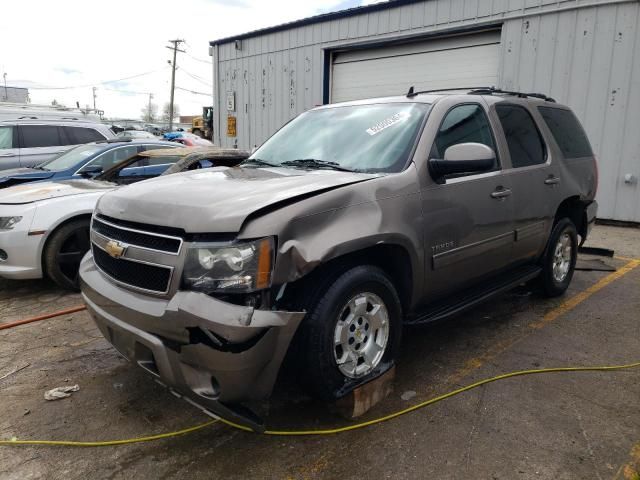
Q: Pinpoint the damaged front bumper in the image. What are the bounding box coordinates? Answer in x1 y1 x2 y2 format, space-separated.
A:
79 253 305 432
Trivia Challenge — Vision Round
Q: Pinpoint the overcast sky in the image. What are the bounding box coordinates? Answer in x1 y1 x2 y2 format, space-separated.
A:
1 0 375 120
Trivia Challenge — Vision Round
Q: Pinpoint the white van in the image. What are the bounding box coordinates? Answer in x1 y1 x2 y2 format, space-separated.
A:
0 119 115 169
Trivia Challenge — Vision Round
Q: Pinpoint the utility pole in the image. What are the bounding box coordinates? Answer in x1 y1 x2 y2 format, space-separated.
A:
2 72 7 102
92 87 97 112
166 39 185 131
147 93 154 122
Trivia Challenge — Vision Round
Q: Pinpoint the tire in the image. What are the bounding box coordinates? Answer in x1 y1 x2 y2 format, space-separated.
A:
539 218 578 297
297 265 402 401
43 219 91 290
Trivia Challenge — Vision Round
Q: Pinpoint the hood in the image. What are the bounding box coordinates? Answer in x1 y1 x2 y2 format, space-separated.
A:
0 168 54 188
98 167 379 232
0 179 116 205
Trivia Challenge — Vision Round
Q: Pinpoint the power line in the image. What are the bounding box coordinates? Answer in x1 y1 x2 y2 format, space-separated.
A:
184 51 212 64
103 87 152 96
179 68 212 87
175 86 211 96
21 67 169 90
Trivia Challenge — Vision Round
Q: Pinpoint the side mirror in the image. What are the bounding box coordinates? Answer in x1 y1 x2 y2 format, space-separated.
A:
78 164 103 177
428 143 495 183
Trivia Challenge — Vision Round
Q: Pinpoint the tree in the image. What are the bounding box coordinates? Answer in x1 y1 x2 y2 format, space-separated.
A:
141 102 158 122
161 102 180 122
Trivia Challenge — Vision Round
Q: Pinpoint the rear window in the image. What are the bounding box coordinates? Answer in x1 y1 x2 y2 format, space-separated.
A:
64 126 106 144
496 105 546 168
538 107 593 158
20 125 63 148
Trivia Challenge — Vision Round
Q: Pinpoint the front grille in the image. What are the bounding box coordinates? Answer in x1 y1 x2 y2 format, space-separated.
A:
92 217 181 254
93 246 172 293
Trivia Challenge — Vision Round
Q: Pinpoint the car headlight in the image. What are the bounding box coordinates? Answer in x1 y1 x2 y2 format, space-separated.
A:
0 216 23 230
182 237 274 293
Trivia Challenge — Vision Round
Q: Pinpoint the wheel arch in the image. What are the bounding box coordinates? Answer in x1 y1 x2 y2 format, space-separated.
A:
554 195 590 242
281 242 415 316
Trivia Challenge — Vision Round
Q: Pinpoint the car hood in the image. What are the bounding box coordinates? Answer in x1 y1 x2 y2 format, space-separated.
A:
98 166 380 232
0 168 55 187
0 179 116 205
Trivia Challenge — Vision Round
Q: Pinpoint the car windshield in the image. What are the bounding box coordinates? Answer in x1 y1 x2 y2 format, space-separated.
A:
38 144 104 171
248 103 429 173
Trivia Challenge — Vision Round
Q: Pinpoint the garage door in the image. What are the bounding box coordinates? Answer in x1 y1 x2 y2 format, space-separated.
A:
331 30 501 103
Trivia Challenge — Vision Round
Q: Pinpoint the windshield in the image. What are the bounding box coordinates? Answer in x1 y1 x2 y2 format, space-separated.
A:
39 144 104 171
249 103 429 173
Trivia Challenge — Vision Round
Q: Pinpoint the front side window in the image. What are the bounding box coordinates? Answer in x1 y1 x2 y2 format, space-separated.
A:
20 125 63 148
249 103 430 173
88 146 139 170
537 107 593 159
146 155 181 166
496 105 546 168
39 143 104 170
431 104 497 168
0 126 14 149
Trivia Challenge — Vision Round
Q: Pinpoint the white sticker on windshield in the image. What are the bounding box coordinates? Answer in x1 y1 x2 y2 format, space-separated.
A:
366 111 409 136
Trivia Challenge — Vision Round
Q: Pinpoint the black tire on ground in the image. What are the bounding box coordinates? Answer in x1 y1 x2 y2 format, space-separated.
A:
297 265 402 401
43 219 91 291
539 218 578 297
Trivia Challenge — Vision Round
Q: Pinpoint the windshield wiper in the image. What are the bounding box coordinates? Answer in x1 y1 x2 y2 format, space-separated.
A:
280 158 354 172
241 158 279 168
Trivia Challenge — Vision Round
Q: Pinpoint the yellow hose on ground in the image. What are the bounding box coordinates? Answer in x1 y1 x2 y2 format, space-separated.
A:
2 360 638 445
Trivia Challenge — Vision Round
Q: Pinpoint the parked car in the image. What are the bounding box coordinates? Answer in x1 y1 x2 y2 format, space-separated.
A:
115 130 156 139
0 147 249 290
79 89 599 430
0 139 176 189
0 119 115 170
169 134 213 146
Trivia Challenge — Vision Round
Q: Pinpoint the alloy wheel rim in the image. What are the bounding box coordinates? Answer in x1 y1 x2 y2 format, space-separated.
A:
333 292 389 378
56 228 90 286
552 232 572 283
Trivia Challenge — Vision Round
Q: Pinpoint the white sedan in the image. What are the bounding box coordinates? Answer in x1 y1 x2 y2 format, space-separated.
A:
0 147 248 289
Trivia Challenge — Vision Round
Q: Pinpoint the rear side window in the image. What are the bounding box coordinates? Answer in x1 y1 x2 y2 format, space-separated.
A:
0 126 15 149
538 107 593 158
20 125 63 148
64 127 106 144
496 105 546 168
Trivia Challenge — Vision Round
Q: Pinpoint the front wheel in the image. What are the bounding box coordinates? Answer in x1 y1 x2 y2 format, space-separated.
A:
43 219 91 290
539 218 578 297
297 265 402 401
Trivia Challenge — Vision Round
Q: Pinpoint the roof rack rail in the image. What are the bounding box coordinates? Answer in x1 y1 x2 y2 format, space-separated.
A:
467 86 556 102
405 85 556 102
406 86 492 98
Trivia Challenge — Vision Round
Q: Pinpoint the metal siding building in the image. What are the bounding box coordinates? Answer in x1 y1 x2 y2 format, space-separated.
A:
210 0 640 222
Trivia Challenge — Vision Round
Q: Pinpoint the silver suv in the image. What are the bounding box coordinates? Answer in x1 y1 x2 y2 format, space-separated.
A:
80 88 598 430
0 119 115 169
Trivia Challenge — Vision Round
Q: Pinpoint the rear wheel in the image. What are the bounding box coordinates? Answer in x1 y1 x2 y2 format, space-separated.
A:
43 219 91 290
539 218 578 297
297 265 402 401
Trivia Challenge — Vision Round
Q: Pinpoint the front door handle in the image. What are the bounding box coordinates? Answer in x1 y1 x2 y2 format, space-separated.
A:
491 188 512 199
0 153 15 157
544 176 561 185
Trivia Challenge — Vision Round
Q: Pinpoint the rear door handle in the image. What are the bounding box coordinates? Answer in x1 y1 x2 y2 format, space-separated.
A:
544 176 561 185
491 188 512 199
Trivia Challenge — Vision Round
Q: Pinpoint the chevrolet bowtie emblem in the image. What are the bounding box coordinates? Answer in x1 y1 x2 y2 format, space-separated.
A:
105 240 126 259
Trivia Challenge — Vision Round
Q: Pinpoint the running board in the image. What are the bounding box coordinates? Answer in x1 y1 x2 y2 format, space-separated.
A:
406 265 542 325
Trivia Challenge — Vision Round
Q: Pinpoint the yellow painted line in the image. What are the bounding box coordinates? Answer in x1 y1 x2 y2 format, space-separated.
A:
530 259 640 329
446 258 640 387
612 442 640 480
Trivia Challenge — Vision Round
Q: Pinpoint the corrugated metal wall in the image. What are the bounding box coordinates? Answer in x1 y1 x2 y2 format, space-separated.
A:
214 0 640 221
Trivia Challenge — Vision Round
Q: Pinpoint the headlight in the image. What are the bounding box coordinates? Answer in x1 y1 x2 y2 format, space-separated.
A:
0 216 23 230
182 237 274 293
